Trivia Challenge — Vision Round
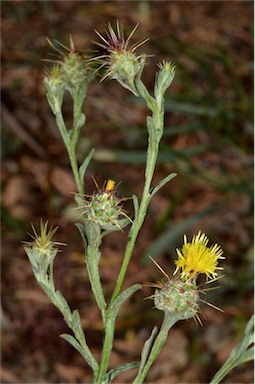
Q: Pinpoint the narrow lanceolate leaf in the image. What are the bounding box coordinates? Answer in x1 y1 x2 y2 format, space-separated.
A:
72 309 87 348
232 347 254 367
79 148 95 182
149 173 177 198
75 223 87 246
110 284 142 318
135 78 154 108
46 93 57 115
60 333 98 372
132 194 139 217
38 280 54 299
107 361 140 381
138 326 158 373
228 315 254 362
76 112 86 131
55 290 72 324
102 218 131 237
209 315 254 384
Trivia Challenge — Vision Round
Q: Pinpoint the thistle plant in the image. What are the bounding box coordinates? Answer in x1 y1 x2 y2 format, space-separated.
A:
24 22 253 383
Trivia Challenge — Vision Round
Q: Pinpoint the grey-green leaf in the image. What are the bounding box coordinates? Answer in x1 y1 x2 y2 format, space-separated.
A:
72 309 86 348
79 148 95 182
132 194 139 217
107 361 140 381
149 173 177 198
101 218 131 236
110 284 142 319
232 347 254 368
38 280 54 298
75 223 87 246
209 315 254 384
139 326 158 374
55 290 72 322
77 113 86 130
60 333 98 372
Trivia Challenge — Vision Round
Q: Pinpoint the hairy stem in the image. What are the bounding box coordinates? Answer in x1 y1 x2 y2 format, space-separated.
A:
94 101 163 382
55 107 84 194
110 105 163 304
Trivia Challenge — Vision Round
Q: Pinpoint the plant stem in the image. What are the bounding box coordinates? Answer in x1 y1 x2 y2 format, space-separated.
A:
93 185 155 381
86 246 106 322
110 105 162 304
94 103 163 383
55 107 84 194
67 142 84 194
93 310 115 383
86 223 107 322
209 362 234 384
94 284 142 383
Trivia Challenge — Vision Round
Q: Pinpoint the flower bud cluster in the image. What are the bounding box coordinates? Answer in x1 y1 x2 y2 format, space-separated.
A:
44 41 93 112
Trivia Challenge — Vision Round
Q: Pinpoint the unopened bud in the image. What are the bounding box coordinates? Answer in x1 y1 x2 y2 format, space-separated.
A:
80 180 131 231
154 61 175 104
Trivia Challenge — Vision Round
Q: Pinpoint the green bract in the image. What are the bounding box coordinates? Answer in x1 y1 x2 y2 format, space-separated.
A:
154 278 199 319
82 188 129 231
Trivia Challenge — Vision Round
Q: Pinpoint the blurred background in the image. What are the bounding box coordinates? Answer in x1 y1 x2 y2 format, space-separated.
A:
1 1 254 383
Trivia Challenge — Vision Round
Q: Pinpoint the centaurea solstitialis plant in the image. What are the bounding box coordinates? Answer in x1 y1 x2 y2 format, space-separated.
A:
24 22 254 384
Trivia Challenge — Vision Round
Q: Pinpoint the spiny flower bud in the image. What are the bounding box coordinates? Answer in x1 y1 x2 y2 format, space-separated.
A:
24 221 58 256
79 179 131 231
44 65 65 95
94 21 149 95
60 50 92 92
154 277 199 320
44 65 65 113
108 50 146 94
24 221 62 281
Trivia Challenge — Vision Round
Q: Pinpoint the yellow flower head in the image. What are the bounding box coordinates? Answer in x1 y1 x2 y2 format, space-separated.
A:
175 231 224 280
